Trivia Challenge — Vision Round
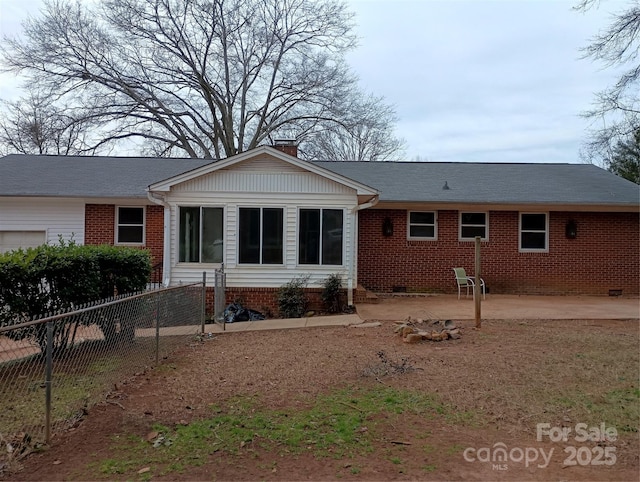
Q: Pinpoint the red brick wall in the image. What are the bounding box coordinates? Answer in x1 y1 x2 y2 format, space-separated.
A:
145 205 164 267
85 204 165 278
358 209 640 295
84 204 115 245
205 287 346 319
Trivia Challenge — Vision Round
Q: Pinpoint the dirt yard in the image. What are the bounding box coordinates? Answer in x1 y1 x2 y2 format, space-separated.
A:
5 317 639 481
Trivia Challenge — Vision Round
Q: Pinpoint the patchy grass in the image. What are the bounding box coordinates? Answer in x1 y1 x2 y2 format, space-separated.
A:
91 386 478 479
431 323 640 434
9 318 640 481
0 338 156 439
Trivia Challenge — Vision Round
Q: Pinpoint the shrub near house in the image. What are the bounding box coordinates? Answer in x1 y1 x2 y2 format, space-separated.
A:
0 243 151 355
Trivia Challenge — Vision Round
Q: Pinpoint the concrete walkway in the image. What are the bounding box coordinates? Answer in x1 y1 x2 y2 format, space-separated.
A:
204 294 639 333
205 313 362 333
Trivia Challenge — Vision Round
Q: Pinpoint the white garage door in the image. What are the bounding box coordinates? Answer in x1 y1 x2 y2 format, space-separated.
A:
0 231 46 254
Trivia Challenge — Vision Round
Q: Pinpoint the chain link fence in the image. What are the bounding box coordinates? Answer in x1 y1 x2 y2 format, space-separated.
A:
0 282 205 467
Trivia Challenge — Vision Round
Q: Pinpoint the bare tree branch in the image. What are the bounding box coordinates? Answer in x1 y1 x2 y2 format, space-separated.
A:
578 0 640 170
2 0 402 160
0 87 96 155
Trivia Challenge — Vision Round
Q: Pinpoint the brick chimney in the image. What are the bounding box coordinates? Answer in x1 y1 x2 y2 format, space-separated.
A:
272 139 298 157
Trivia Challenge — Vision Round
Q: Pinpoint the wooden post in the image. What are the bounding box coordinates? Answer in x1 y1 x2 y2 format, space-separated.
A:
474 236 482 328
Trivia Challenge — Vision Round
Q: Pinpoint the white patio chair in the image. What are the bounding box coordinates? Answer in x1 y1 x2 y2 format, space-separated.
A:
453 267 485 300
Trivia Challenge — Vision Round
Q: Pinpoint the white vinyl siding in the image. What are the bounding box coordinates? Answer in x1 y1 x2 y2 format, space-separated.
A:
0 231 46 253
166 157 357 287
0 197 84 246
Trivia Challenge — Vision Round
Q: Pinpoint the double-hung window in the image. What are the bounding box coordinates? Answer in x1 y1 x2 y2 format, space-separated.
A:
116 207 145 244
520 213 548 251
299 208 344 265
459 212 488 241
179 207 224 263
408 211 437 240
239 207 283 264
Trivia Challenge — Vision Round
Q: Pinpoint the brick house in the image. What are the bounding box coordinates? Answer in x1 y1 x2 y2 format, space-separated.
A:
1 145 638 311
314 162 639 296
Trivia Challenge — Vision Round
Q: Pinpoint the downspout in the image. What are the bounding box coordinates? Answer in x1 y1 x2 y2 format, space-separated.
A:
348 194 379 306
147 190 171 287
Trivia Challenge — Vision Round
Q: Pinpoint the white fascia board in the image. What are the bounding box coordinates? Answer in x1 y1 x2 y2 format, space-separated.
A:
374 200 640 213
147 146 379 197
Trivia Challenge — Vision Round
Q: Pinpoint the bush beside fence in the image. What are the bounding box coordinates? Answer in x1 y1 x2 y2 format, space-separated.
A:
0 243 152 357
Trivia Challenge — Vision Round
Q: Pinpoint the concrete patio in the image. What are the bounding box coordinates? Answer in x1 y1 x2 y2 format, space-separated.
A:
205 294 639 333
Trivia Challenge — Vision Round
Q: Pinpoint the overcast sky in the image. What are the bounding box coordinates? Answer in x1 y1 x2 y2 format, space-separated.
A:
0 0 626 163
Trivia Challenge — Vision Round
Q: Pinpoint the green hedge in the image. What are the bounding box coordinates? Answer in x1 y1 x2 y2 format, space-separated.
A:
0 242 151 353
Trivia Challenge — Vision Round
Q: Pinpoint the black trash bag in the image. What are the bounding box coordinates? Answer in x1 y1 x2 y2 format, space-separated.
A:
223 303 265 323
246 309 265 321
234 307 251 322
223 303 242 323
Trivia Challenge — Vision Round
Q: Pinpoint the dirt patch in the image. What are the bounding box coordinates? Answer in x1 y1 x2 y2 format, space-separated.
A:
5 318 639 481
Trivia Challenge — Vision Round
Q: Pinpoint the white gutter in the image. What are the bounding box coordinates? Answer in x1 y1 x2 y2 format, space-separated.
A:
146 190 171 287
347 195 379 306
352 196 379 214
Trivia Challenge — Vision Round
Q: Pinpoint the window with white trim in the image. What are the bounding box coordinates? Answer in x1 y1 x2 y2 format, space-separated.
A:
520 213 548 251
298 208 344 265
116 207 145 244
179 206 223 263
239 207 283 264
459 212 488 240
408 211 437 240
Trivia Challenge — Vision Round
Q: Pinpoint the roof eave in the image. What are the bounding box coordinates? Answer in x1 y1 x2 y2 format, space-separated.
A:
373 200 640 213
147 146 379 196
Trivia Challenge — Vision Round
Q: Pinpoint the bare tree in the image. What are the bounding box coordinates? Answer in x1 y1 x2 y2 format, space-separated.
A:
0 88 93 155
577 0 640 167
608 127 640 183
300 92 406 161
1 0 403 160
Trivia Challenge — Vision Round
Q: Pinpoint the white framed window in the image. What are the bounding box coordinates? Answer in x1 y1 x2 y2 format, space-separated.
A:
116 206 145 245
178 206 224 263
238 207 284 264
459 212 488 241
298 208 344 266
519 213 548 252
407 211 437 240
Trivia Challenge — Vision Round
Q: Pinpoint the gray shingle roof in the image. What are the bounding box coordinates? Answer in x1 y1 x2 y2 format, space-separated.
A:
0 154 212 198
313 161 640 207
0 153 637 207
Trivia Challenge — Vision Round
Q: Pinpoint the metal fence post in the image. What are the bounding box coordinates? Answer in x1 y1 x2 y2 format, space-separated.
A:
1 284 207 446
201 271 206 334
45 322 53 444
213 265 226 331
155 293 161 365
